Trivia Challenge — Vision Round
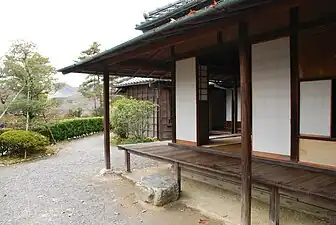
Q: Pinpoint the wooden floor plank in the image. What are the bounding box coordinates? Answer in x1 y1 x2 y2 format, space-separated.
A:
158 150 198 159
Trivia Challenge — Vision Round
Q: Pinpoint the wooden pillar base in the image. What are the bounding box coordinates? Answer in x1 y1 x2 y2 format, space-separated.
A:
125 151 131 172
269 186 280 225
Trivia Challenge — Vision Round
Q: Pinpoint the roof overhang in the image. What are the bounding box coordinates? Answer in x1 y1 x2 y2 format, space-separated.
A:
58 0 272 78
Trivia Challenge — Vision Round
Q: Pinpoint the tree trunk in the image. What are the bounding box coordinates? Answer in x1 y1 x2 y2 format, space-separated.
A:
24 87 30 159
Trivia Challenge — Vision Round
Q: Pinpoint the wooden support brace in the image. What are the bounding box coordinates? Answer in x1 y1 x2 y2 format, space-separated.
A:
269 186 280 225
174 162 181 193
125 151 131 172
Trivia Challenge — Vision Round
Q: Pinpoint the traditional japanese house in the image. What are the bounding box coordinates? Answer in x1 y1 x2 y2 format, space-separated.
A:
59 0 336 224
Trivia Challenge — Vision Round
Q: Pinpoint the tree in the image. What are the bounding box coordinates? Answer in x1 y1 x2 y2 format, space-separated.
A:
1 40 56 130
0 63 15 106
77 42 103 115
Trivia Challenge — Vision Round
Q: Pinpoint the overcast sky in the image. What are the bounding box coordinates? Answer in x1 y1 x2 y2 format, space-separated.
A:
0 0 172 86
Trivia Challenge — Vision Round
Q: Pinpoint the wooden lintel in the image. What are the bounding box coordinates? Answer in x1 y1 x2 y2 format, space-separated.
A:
239 21 252 225
103 68 111 170
290 7 300 162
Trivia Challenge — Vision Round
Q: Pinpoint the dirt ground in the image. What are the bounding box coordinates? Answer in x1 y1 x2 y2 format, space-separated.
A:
93 173 223 225
0 135 222 225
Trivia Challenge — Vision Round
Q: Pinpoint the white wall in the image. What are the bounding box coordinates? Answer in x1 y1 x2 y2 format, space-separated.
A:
252 37 291 156
176 57 197 142
226 88 241 122
300 80 331 136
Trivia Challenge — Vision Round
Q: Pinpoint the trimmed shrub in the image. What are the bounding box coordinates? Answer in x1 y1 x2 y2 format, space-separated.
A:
33 117 104 142
111 97 156 139
0 130 49 157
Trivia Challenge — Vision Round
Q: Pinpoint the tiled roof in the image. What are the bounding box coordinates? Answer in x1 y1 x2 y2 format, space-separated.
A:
115 77 229 90
115 77 170 87
136 0 218 31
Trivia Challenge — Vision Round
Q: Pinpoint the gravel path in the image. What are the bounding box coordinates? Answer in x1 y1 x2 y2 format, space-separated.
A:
0 134 219 225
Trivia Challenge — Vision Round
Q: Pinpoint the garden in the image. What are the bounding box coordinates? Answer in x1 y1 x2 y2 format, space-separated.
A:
0 41 156 165
0 97 156 165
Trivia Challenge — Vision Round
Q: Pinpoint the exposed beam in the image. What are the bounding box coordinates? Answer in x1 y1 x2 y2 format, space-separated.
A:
115 59 172 71
103 68 111 170
290 7 300 162
239 21 252 225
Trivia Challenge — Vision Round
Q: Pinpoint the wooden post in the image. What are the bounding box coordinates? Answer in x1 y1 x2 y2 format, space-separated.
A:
174 162 181 193
125 151 131 172
290 7 300 162
269 187 280 225
239 21 252 225
103 69 111 170
171 46 177 143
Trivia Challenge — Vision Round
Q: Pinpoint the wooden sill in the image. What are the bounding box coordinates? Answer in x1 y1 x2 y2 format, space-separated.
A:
298 161 336 171
300 135 336 141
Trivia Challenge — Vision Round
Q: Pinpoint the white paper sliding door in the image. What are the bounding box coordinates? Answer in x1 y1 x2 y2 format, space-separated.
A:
252 37 291 156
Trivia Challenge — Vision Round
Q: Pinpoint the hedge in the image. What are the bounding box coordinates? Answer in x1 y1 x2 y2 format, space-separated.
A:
33 117 104 142
0 130 49 156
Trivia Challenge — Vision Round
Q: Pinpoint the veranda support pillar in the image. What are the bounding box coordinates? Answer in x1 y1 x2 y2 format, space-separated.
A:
171 46 177 143
103 69 111 169
290 7 300 162
239 22 252 225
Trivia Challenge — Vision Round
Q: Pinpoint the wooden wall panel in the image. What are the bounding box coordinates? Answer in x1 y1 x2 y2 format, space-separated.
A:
300 139 336 168
219 25 238 43
299 24 336 80
248 5 289 37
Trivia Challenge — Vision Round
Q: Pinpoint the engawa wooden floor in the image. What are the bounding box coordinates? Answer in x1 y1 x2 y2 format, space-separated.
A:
119 142 336 202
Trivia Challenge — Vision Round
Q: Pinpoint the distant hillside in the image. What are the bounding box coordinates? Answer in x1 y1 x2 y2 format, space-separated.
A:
49 84 95 115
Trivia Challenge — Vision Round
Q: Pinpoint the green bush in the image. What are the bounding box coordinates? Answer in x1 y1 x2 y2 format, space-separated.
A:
110 97 155 139
33 117 104 142
0 128 13 135
0 130 49 157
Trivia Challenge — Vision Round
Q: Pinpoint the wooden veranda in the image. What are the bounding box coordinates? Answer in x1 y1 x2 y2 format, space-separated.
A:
119 142 336 201
119 141 336 222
